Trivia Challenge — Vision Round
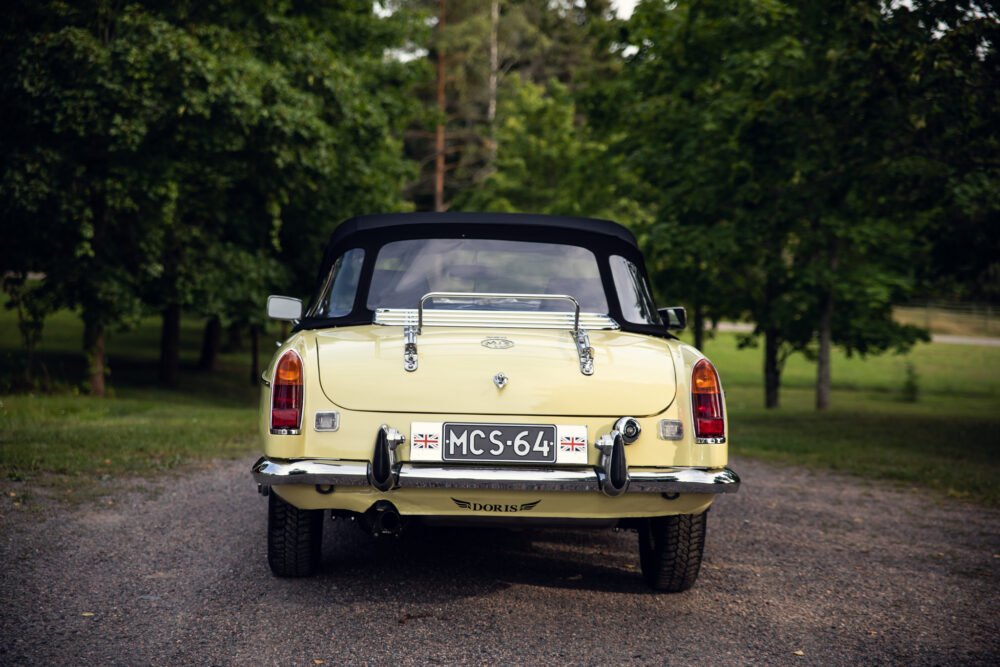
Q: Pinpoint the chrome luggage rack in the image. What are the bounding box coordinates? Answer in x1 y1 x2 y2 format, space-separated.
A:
373 292 619 376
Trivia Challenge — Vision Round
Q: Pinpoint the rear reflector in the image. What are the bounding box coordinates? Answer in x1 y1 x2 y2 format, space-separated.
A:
692 359 725 441
271 350 303 433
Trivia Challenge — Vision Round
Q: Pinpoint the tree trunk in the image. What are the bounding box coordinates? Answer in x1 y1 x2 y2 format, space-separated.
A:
816 293 833 410
693 302 705 351
764 327 781 409
83 318 106 397
815 242 839 411
84 181 109 397
24 345 35 388
434 0 447 212
224 322 243 353
486 0 499 169
159 303 181 387
250 325 260 386
198 316 222 372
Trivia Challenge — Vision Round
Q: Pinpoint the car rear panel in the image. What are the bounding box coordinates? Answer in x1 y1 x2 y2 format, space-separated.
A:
261 330 726 471
312 325 677 417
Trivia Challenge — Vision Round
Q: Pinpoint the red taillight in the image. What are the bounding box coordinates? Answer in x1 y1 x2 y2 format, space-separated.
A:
692 359 725 440
271 350 303 432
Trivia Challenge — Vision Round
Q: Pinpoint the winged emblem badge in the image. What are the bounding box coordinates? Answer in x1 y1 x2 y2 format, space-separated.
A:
451 497 541 512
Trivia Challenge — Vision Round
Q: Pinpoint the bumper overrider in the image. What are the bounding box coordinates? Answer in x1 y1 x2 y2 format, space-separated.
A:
253 424 740 497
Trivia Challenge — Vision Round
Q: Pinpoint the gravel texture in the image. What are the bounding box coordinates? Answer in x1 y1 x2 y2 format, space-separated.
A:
1 456 998 666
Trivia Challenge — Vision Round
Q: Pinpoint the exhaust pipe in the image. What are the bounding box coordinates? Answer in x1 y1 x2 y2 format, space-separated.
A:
364 500 403 537
596 431 629 497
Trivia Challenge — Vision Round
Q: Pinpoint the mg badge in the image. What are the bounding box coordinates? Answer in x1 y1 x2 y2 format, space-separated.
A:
482 336 514 350
493 372 509 389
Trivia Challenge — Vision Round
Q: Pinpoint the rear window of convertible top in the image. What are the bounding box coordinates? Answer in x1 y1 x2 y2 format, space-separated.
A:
365 238 609 313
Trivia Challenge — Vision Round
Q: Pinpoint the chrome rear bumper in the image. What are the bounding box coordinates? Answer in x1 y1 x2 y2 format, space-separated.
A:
252 457 740 495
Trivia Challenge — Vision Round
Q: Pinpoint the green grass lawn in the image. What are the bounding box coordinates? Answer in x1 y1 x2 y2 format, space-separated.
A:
692 331 1000 505
0 309 268 502
1 309 998 506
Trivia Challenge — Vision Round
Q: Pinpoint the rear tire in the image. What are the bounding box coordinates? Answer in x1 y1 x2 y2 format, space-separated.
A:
638 511 707 592
267 492 323 577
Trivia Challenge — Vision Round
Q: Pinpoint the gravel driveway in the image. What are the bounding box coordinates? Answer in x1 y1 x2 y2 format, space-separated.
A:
1 456 997 666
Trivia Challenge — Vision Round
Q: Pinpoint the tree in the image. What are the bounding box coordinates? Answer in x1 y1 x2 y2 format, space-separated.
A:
2 1 420 391
401 0 622 211
2 2 169 394
619 0 809 399
453 77 647 224
902 1 1000 303
619 0 955 408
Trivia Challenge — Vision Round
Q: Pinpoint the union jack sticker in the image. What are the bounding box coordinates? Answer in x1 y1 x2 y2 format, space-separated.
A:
559 435 587 452
410 422 443 462
556 425 588 464
412 432 440 450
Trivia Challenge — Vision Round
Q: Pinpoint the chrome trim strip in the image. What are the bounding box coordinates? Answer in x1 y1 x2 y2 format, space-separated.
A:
373 309 619 331
629 467 740 493
399 464 739 494
251 457 369 486
252 457 740 495
417 292 583 334
397 464 601 491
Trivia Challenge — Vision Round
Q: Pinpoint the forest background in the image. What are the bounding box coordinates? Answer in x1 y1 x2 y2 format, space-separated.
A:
0 1 998 503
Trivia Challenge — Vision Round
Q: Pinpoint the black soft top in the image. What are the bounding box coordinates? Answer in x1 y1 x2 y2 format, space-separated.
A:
297 212 664 336
324 212 639 249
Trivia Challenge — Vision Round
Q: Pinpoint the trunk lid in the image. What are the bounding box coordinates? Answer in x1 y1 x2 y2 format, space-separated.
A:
313 326 676 417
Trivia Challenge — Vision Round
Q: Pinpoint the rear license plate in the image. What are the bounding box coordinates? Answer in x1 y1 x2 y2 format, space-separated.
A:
441 423 557 463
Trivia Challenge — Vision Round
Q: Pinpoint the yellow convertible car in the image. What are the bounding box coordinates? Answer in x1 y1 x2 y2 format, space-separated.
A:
253 212 739 591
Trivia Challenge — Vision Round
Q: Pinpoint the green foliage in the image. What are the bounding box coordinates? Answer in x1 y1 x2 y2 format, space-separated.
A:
0 275 55 390
1 0 420 389
453 78 648 222
617 0 995 405
402 0 623 209
1 0 995 405
903 2 1000 302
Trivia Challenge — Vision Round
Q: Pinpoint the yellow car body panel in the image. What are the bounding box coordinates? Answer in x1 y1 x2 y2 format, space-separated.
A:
273 484 714 518
312 325 677 416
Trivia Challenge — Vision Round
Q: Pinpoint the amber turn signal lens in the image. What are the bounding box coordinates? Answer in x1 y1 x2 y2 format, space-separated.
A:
692 358 721 395
275 352 302 384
